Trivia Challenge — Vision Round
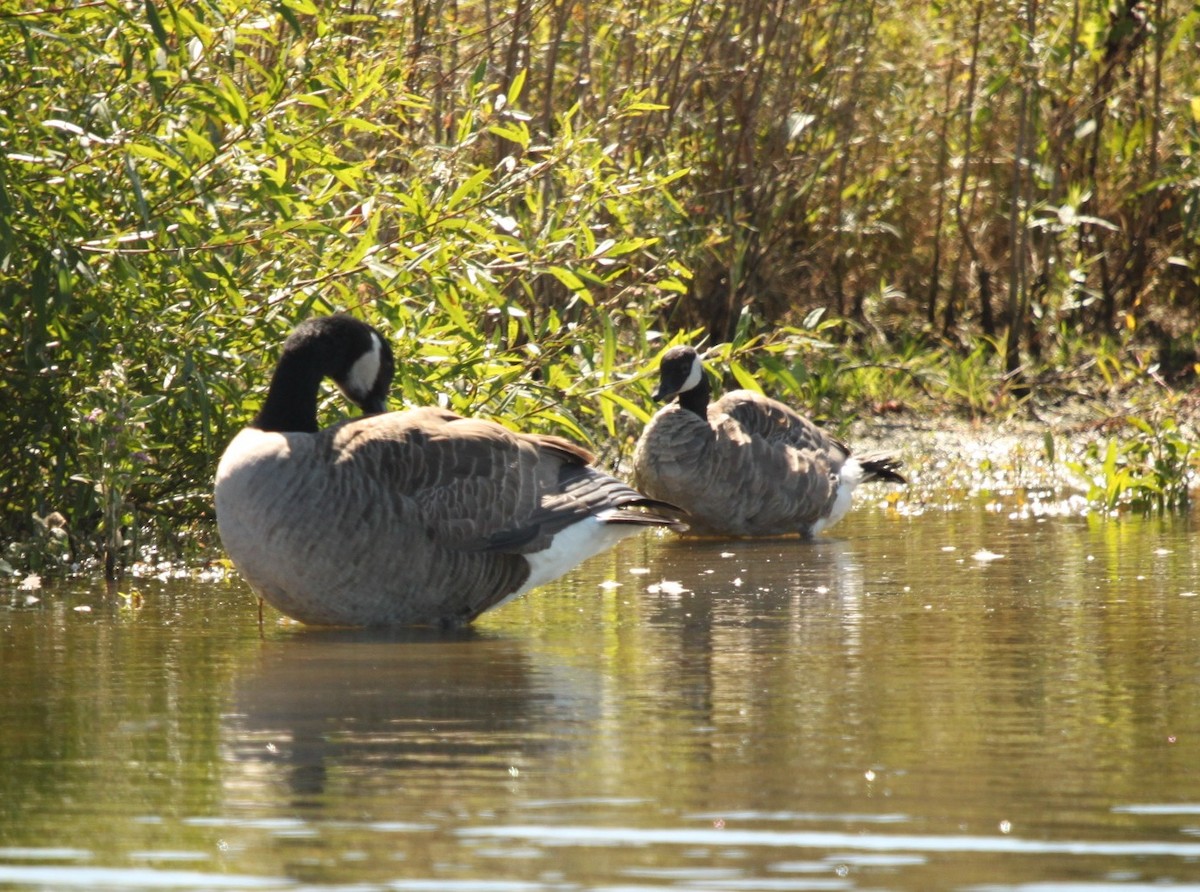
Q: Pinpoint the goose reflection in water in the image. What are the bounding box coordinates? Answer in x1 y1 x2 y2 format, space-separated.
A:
223 628 599 803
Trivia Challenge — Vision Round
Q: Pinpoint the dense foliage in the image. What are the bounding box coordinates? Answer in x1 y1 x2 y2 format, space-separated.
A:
1 0 1197 573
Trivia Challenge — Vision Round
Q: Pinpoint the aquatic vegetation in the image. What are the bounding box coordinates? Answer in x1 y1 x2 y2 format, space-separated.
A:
1060 417 1196 515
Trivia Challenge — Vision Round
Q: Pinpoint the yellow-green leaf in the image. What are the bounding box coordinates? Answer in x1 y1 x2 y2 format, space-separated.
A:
448 168 491 211
728 360 764 394
506 69 527 107
548 266 593 305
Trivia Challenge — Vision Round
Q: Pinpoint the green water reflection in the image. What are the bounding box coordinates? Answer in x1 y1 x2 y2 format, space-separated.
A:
2 503 1200 890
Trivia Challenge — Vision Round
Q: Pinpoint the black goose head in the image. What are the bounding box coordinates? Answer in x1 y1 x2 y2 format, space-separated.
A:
651 345 709 416
253 314 395 433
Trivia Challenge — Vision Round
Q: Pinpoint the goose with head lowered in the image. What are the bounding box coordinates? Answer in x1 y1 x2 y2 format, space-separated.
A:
631 345 905 538
214 314 684 628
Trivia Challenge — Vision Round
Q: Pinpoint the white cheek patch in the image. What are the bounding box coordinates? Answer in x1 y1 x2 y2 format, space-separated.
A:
342 332 382 401
680 354 704 392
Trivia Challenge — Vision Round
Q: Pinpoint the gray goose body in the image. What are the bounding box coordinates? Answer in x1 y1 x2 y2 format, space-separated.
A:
632 346 904 537
214 315 681 627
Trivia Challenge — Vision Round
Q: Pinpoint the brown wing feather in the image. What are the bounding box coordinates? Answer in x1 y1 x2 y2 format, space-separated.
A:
713 390 847 458
324 407 675 621
329 409 579 550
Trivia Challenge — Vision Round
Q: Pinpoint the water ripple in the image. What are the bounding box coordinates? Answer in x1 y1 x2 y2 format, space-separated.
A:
458 825 1200 858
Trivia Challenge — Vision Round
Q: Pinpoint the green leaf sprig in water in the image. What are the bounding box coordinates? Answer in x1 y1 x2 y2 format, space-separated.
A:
1063 416 1196 515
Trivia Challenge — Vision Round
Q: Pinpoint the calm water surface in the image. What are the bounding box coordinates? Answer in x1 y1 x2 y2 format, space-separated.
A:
3 499 1200 891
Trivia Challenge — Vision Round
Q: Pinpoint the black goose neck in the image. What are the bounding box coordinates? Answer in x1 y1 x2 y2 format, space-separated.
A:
251 349 323 433
677 373 710 418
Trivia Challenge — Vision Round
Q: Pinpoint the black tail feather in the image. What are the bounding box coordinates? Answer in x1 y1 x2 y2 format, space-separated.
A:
603 496 690 532
858 451 907 485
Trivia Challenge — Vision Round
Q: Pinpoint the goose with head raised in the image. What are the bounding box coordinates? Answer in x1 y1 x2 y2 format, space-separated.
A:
214 314 682 627
631 345 905 538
